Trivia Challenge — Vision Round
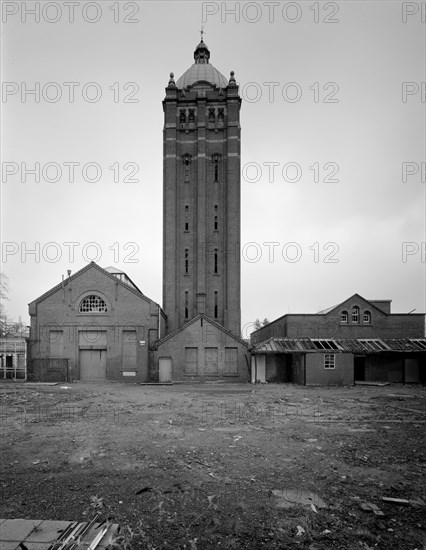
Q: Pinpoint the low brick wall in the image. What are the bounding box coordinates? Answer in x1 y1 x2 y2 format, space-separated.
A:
28 358 69 382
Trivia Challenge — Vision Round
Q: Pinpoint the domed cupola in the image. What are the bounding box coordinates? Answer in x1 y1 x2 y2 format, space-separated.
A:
176 37 228 89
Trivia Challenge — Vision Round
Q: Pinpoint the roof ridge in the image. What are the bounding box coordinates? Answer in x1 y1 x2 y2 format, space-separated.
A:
29 262 153 307
157 314 247 347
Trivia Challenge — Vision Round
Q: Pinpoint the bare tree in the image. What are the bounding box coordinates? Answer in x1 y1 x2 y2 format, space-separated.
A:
0 272 11 335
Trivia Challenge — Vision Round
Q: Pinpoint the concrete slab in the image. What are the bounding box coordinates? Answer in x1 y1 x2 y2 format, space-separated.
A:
0 519 119 550
24 520 73 543
0 519 43 541
0 541 21 550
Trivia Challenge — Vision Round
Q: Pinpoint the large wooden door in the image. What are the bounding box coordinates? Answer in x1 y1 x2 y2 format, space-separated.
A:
205 348 218 374
122 331 137 370
354 356 365 381
405 358 419 383
79 349 106 380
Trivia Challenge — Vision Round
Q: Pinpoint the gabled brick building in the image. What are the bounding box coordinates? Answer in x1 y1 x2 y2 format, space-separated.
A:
154 314 249 382
28 262 165 383
250 294 426 385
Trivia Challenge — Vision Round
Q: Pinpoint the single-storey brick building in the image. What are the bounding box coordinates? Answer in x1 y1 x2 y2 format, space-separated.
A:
250 294 426 385
28 262 166 383
153 314 250 382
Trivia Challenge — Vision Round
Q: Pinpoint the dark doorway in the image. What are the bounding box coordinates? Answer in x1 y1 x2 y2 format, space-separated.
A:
354 356 366 381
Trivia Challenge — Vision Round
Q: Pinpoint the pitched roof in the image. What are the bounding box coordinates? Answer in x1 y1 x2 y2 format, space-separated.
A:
316 293 390 315
28 262 154 306
252 337 426 354
156 314 248 347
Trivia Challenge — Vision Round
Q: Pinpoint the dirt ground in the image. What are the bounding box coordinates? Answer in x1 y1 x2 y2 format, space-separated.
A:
1 381 425 549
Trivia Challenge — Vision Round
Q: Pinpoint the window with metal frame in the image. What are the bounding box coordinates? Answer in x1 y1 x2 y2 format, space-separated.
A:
324 354 335 369
410 339 426 351
79 295 107 313
363 311 371 324
312 339 342 351
358 339 389 351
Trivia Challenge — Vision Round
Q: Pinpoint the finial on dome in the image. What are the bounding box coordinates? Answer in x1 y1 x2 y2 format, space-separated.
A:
168 72 175 87
194 29 210 64
229 71 236 83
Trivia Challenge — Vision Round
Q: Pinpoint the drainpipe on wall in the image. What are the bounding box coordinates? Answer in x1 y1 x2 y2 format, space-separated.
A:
67 269 72 306
303 354 306 386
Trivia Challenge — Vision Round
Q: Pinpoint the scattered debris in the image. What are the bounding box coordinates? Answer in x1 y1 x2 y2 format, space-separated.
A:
272 490 327 510
358 501 385 517
295 526 305 537
355 381 390 386
382 497 425 507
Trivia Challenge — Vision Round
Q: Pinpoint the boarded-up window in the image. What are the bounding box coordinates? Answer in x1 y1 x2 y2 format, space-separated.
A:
205 347 218 374
122 331 137 370
49 331 63 357
224 347 238 374
185 347 198 374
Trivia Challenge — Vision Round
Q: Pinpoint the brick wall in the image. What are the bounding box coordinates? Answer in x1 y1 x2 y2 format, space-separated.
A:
305 353 354 386
155 317 249 382
251 300 425 343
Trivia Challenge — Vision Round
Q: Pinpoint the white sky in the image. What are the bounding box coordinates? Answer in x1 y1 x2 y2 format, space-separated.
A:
1 0 425 336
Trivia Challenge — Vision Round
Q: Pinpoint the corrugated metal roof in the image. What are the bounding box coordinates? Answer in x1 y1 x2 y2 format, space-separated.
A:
252 338 426 354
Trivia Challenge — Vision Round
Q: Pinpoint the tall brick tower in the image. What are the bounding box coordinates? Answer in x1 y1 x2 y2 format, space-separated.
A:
162 37 242 335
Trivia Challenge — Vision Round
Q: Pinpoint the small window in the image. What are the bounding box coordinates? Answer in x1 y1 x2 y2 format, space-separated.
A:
363 311 371 324
211 153 221 183
214 248 218 274
324 354 335 369
341 311 348 323
214 291 218 318
184 248 189 275
185 291 189 320
184 205 189 231
79 295 107 313
351 306 359 324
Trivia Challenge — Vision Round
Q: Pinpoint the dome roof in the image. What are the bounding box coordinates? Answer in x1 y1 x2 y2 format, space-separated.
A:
176 63 228 89
175 37 228 89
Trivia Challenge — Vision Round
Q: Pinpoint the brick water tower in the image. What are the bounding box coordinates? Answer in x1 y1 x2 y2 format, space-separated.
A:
162 37 242 336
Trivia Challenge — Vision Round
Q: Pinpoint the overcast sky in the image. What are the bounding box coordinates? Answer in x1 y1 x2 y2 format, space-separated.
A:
1 0 425 336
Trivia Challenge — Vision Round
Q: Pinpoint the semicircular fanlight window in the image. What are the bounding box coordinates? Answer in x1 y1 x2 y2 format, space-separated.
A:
79 295 107 313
